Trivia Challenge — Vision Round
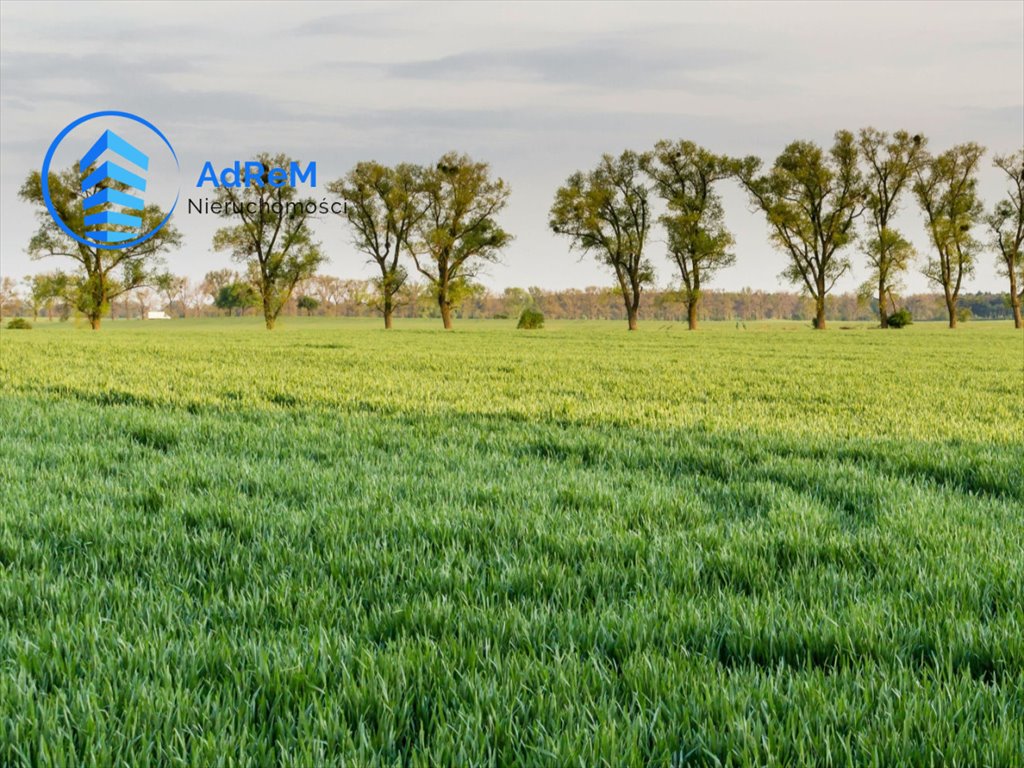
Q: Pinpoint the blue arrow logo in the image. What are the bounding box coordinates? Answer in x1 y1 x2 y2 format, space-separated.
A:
42 110 179 251
79 130 149 243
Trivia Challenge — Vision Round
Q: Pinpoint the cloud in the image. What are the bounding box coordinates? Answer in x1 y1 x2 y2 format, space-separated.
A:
385 40 756 88
1 0 1020 295
0 49 338 133
291 9 411 37
0 50 198 82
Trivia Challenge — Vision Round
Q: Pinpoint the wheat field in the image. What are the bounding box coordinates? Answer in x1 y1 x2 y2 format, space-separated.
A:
1 318 1022 766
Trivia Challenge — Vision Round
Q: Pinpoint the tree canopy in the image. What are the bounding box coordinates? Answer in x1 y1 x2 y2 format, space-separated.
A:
643 140 735 330
211 152 325 329
329 162 427 328
549 150 653 330
18 166 181 329
913 143 986 328
410 152 512 330
732 131 865 330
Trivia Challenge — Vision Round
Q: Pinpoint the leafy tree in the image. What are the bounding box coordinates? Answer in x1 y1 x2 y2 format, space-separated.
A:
202 269 236 306
329 162 427 328
913 143 986 328
410 152 512 329
987 149 1024 329
297 295 320 315
550 150 653 331
643 140 735 330
211 152 325 329
154 273 187 318
18 166 181 329
214 282 258 316
28 272 71 320
858 129 927 327
733 132 865 330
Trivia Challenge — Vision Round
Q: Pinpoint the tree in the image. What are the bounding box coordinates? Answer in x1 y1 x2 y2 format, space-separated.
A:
550 151 653 331
130 286 156 319
913 143 986 329
179 279 206 318
18 166 181 329
733 131 865 330
858 129 927 327
337 279 372 314
643 140 735 330
27 272 71 320
987 149 1024 329
210 152 325 329
214 282 258 316
410 152 511 329
306 274 344 314
202 269 235 306
297 295 320 315
503 287 532 317
154 273 188 318
0 276 18 318
329 162 427 328
21 277 40 320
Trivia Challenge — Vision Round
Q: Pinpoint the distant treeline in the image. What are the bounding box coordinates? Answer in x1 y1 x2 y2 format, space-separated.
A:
2 272 1013 323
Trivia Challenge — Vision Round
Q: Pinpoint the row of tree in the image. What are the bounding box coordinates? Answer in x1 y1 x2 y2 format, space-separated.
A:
549 133 1023 330
15 132 1024 331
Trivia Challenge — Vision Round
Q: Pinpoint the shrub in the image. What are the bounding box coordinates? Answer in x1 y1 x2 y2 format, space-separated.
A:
887 308 912 328
517 308 544 329
297 295 320 315
6 318 31 330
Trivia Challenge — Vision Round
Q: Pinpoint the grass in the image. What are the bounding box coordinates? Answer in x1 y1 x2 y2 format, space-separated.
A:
1 317 1022 766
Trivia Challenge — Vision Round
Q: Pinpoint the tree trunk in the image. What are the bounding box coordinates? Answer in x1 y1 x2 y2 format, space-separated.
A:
627 306 638 331
687 298 698 331
439 294 453 330
384 308 393 329
878 279 889 328
814 296 826 330
89 314 101 330
263 293 275 330
946 295 957 328
1010 272 1022 329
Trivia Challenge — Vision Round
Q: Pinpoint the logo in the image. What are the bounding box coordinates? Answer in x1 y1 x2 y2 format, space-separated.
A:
42 111 179 250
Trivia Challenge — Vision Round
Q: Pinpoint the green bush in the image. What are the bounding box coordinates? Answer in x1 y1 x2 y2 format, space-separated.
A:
5 318 31 330
887 308 912 328
517 307 544 329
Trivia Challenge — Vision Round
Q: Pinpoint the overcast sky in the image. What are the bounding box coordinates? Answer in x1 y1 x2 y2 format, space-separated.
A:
1 0 1021 294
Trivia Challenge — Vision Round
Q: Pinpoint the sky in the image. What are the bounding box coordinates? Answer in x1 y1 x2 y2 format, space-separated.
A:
1 0 1022 295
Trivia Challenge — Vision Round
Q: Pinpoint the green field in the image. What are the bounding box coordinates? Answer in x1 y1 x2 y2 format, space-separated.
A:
1 318 1022 766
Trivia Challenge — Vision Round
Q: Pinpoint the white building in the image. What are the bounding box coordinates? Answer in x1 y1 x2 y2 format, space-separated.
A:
147 310 170 320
